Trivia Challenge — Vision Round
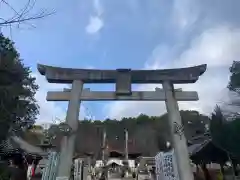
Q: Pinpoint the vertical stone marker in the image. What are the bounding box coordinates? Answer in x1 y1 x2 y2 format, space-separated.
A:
37 63 207 180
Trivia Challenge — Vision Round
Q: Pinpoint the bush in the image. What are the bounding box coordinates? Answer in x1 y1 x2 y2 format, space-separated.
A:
0 166 9 180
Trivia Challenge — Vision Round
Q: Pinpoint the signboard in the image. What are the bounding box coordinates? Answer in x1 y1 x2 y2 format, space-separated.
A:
155 150 179 180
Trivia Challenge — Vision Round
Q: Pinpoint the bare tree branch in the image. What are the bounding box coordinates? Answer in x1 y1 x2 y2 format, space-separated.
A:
0 0 54 28
0 12 53 26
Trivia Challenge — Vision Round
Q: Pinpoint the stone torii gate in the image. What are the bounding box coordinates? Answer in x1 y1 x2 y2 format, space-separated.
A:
37 64 207 180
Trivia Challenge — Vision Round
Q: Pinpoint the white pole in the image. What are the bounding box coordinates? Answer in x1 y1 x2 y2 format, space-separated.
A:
102 129 106 164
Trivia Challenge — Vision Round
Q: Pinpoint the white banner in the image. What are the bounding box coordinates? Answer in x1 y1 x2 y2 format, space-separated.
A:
155 150 179 180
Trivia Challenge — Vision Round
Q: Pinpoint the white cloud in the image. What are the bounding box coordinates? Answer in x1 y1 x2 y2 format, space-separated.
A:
85 16 104 34
85 0 104 34
178 27 240 67
34 73 86 125
171 0 200 30
105 26 240 119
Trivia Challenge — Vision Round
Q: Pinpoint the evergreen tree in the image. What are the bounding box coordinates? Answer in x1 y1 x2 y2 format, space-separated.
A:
228 61 240 94
210 106 240 157
0 33 39 142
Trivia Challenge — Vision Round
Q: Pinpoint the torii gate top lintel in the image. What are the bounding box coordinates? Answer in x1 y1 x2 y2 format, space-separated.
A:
37 64 207 84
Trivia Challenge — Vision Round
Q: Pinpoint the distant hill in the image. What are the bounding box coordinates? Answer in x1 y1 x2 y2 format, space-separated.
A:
23 110 210 157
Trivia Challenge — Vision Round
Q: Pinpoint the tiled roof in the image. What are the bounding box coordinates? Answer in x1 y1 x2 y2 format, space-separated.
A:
0 136 46 156
188 139 211 156
0 137 20 154
187 132 212 156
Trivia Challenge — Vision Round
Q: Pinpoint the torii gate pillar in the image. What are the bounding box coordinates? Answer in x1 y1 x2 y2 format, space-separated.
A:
57 80 83 179
163 81 193 180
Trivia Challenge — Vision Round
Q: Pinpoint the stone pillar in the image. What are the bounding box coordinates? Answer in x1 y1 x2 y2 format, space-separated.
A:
125 129 128 161
56 80 83 180
162 81 194 180
102 129 106 164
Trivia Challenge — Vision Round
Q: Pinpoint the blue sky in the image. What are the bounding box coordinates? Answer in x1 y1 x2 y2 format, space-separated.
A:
1 0 240 124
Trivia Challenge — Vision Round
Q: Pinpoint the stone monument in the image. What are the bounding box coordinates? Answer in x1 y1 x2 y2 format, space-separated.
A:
38 64 207 180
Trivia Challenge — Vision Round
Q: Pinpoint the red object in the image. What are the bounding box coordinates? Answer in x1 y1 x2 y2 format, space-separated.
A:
31 166 35 176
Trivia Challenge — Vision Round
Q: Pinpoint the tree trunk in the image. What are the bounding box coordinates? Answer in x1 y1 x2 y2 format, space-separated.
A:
220 164 225 180
201 163 211 180
232 160 238 176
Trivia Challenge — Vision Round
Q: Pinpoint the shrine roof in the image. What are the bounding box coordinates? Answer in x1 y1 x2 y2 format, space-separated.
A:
0 136 46 156
188 138 229 164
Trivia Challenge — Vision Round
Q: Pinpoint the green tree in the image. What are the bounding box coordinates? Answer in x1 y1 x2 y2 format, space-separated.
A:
210 106 240 157
210 106 227 146
0 33 39 142
39 110 209 156
226 61 240 118
228 61 240 94
209 61 240 160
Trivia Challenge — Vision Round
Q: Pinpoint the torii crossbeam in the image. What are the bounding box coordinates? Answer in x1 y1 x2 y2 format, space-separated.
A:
47 88 199 101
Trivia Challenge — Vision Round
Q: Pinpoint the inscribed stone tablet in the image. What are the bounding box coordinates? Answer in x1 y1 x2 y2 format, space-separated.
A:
116 69 131 95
